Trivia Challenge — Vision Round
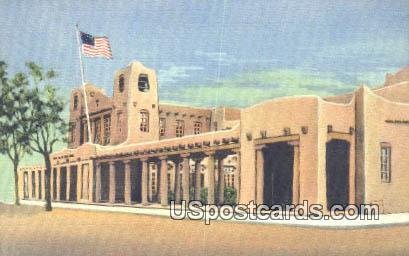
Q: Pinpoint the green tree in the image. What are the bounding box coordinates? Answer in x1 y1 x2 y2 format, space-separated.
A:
200 187 208 204
224 187 237 205
0 61 32 205
24 62 67 211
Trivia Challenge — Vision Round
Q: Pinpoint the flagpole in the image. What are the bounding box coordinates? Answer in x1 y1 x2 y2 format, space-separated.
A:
76 24 92 144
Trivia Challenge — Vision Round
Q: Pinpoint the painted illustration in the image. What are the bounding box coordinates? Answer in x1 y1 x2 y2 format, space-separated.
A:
1 1 408 255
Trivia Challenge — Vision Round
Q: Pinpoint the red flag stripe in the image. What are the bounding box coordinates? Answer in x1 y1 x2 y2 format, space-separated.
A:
81 35 113 59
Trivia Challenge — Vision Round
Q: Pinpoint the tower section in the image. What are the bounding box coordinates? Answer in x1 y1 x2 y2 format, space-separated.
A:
112 61 160 144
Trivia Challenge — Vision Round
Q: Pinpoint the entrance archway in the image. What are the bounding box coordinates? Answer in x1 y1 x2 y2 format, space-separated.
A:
263 142 294 206
326 139 350 209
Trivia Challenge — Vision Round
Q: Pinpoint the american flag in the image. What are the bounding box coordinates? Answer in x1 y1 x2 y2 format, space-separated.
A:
80 31 113 59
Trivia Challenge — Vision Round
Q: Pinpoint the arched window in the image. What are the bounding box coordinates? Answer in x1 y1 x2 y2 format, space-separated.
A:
140 110 149 132
138 74 150 92
119 74 125 92
73 95 78 110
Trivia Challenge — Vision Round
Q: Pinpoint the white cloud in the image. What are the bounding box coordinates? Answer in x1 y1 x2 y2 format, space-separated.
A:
194 50 235 64
194 50 278 66
158 65 204 84
160 68 357 107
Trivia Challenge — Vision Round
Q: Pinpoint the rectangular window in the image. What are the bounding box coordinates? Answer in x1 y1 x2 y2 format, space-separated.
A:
380 144 391 183
138 74 150 92
85 120 89 143
151 172 156 195
80 120 86 145
94 118 101 144
79 121 84 144
194 122 202 135
140 110 149 132
159 118 166 136
73 95 79 110
117 112 123 133
167 173 171 191
176 120 184 137
69 122 76 143
224 174 228 188
103 115 111 145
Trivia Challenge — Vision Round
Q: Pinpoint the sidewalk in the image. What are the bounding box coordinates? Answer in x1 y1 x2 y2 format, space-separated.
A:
20 199 409 228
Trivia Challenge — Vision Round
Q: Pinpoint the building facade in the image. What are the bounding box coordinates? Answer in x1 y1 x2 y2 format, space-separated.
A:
19 62 409 213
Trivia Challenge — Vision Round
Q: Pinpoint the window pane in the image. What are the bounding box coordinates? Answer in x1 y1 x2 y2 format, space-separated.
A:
119 75 125 92
160 118 166 136
380 146 391 183
140 110 149 132
176 120 184 137
103 115 111 145
138 74 150 92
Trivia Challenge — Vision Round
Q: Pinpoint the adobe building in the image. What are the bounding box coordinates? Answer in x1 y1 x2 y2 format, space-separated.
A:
18 62 409 213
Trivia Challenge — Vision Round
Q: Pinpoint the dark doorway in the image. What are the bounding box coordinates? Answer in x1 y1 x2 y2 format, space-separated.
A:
23 172 29 199
60 167 67 201
52 168 57 200
31 171 36 198
263 142 294 206
69 166 77 201
131 161 142 203
100 164 110 202
326 139 350 209
38 171 42 200
115 162 125 202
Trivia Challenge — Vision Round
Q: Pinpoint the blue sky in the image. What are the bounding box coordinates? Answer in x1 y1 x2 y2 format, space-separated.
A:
1 0 408 107
0 0 408 201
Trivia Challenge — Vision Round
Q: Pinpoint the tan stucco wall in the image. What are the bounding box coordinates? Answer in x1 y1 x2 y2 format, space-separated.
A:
158 104 212 139
19 63 409 214
324 93 354 104
240 96 320 204
209 107 240 131
68 85 113 148
374 81 409 104
384 65 409 86
360 86 409 213
318 98 355 207
118 62 160 144
67 62 241 148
